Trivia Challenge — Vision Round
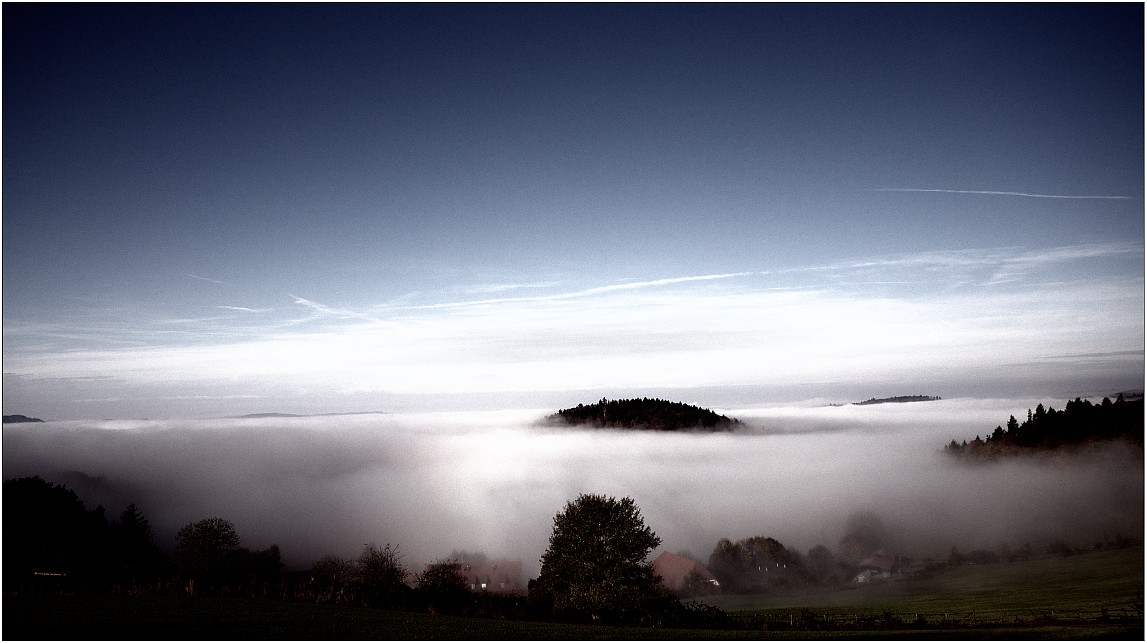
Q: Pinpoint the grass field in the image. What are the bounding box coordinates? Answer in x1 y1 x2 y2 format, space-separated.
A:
700 546 1144 624
4 548 1142 640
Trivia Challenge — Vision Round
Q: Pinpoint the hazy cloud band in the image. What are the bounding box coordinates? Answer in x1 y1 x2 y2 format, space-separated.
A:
870 188 1134 200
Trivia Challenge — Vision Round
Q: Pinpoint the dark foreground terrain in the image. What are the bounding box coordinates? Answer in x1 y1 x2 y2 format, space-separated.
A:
3 593 1139 640
6 548 1141 640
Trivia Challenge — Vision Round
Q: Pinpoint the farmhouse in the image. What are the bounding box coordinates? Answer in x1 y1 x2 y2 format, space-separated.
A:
651 551 720 593
460 559 524 594
853 549 901 583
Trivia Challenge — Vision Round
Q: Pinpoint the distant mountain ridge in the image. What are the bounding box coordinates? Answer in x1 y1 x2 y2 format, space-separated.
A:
551 398 738 431
3 415 44 423
229 411 388 419
234 413 302 419
853 395 941 405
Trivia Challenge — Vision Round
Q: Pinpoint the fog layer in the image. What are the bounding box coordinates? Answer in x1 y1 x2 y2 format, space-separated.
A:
4 397 1141 576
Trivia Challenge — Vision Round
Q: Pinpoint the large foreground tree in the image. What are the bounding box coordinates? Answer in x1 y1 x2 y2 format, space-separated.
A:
534 494 668 624
175 517 240 582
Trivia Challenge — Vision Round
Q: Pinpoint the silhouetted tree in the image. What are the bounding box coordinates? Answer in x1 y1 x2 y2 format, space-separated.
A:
110 502 161 583
945 397 1143 458
1007 415 1020 434
708 535 806 592
805 544 846 585
3 476 111 589
534 494 668 624
356 543 410 609
229 544 282 596
175 517 240 586
416 559 471 614
310 554 355 604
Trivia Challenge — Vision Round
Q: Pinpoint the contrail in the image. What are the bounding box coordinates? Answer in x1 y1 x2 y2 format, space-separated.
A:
403 272 756 310
187 273 232 285
869 188 1132 200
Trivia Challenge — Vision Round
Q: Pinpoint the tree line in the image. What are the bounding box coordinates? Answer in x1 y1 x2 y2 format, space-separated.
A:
943 394 1143 459
2 479 729 628
6 474 1135 631
551 398 739 431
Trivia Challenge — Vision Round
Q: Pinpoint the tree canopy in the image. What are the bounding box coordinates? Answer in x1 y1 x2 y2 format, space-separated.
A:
708 535 807 593
944 396 1143 460
356 543 411 609
533 494 667 624
175 517 240 579
551 398 738 431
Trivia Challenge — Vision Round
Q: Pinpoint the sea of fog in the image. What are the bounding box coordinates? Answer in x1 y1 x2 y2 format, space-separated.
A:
4 396 1142 576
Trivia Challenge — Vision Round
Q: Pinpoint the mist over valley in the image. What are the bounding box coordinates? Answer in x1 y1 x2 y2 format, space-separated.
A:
5 395 1140 578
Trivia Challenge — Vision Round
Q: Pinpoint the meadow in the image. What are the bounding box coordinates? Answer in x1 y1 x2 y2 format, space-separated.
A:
701 546 1143 631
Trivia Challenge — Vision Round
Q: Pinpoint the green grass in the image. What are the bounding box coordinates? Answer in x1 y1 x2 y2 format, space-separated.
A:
700 546 1144 620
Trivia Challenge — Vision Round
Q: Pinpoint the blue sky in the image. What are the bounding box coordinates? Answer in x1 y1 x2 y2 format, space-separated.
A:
4 4 1143 419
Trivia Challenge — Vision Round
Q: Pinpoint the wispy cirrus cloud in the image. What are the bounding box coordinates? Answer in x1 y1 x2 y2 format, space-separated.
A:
406 272 756 311
463 281 561 295
6 244 1141 419
186 273 232 285
868 188 1134 200
806 242 1143 288
287 294 378 324
216 306 271 313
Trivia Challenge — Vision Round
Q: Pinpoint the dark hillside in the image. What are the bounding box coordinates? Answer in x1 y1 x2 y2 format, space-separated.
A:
552 398 738 431
854 395 940 405
944 395 1143 460
3 414 44 423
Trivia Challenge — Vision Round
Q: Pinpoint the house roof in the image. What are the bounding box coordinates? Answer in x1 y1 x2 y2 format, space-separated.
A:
651 551 719 590
857 549 899 571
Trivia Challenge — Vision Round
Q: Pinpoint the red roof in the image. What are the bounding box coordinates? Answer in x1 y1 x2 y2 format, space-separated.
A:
651 551 719 590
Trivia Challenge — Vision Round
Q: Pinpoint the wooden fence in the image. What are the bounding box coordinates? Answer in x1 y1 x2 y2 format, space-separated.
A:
731 604 1144 631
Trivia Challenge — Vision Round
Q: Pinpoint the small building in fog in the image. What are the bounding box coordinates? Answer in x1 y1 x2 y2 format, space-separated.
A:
652 551 720 593
460 559 524 594
853 549 901 583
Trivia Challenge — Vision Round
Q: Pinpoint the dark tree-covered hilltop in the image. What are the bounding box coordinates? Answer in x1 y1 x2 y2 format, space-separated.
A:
854 395 940 405
944 394 1143 460
551 398 739 431
3 414 44 423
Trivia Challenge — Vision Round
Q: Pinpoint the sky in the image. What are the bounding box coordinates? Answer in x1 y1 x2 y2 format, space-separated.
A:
4 4 1143 420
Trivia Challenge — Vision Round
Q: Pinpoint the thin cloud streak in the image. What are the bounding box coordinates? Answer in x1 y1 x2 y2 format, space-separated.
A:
5 277 1141 407
463 281 562 295
401 272 757 311
288 294 379 324
186 273 232 285
5 244 1140 418
869 188 1134 200
838 243 1141 281
216 306 270 313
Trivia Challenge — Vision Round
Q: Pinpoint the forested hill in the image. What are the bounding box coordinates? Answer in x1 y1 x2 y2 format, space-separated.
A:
551 398 739 431
854 395 940 405
3 415 43 423
944 395 1143 460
